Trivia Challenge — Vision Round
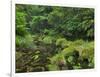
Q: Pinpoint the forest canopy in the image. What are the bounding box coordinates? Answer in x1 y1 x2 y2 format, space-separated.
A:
16 4 94 73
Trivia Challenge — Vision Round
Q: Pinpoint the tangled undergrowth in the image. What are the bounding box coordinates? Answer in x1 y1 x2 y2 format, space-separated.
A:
15 4 94 73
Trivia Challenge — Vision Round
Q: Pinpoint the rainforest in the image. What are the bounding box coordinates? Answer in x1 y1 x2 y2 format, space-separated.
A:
15 4 94 73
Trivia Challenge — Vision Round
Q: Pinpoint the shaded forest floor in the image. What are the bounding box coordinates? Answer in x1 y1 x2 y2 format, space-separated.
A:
16 35 94 72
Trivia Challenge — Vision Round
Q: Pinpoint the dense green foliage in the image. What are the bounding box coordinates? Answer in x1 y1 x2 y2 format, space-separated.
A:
16 4 94 73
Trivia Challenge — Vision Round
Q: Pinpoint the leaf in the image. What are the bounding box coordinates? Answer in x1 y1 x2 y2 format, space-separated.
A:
35 51 40 54
42 36 53 44
67 56 74 63
34 55 39 60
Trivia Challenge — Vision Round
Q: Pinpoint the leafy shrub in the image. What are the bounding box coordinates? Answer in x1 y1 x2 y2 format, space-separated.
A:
56 38 70 48
16 34 33 48
42 36 54 44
